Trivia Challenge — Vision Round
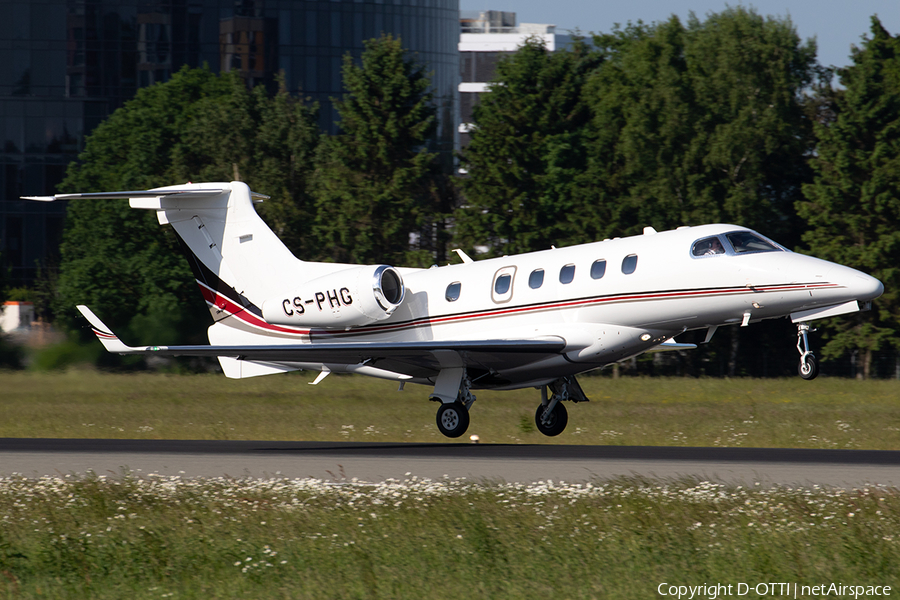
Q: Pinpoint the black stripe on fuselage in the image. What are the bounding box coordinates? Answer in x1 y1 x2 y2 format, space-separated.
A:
311 282 838 338
172 229 263 318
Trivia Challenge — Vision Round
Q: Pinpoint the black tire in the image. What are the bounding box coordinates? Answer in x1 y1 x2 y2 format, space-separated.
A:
798 354 819 380
436 402 470 438
535 402 568 437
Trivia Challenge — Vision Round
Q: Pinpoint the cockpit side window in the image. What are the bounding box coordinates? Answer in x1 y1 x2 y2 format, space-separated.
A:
725 231 782 254
691 236 726 257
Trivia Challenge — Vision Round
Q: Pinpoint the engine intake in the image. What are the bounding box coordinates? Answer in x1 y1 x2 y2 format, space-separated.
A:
262 265 405 329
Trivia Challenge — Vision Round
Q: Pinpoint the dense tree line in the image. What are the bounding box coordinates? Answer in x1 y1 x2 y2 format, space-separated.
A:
48 13 900 377
54 35 443 346
797 18 900 378
459 10 900 378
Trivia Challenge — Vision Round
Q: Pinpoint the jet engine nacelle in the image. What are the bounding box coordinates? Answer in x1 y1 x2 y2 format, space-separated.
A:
262 265 405 329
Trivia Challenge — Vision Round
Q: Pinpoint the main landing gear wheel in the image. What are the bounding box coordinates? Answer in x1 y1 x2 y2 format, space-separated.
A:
535 401 568 437
799 354 819 380
436 402 470 438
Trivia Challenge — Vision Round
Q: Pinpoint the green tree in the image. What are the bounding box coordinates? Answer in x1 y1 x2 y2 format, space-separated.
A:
170 76 321 257
312 35 443 267
456 8 820 377
455 37 602 256
797 17 900 378
457 8 818 256
582 8 818 242
56 66 320 344
582 9 820 378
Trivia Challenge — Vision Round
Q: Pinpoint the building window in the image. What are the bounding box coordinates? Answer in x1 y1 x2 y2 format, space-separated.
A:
529 269 544 289
622 254 638 275
559 264 575 284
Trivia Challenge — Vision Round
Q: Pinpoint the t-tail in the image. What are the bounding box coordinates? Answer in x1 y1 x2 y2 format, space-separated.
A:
25 181 408 375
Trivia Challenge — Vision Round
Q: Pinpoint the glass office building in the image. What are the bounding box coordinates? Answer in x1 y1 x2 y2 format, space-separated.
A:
0 0 458 286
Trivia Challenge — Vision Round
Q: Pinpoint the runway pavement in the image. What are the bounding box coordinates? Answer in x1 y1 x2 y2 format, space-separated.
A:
1 439 899 487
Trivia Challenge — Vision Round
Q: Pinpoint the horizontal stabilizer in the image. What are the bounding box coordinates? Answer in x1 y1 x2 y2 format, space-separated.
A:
23 188 229 202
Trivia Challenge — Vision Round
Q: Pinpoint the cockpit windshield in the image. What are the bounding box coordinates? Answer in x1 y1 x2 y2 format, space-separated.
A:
725 231 782 254
691 230 784 258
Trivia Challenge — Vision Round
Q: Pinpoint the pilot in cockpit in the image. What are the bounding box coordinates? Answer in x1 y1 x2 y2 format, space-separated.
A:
691 236 728 257
705 238 725 255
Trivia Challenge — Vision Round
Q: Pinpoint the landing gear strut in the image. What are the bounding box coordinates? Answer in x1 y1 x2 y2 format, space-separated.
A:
432 371 476 438
535 376 589 437
796 322 819 380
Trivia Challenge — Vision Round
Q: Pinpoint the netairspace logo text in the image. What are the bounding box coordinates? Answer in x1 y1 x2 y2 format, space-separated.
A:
658 583 892 599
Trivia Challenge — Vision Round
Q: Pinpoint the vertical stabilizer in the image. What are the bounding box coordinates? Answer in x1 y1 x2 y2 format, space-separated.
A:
130 182 306 316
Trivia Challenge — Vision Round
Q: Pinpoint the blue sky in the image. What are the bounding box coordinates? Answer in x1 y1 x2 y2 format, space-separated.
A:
459 0 900 69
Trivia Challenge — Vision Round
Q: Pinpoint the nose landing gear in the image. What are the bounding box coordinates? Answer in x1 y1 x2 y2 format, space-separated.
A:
796 322 819 380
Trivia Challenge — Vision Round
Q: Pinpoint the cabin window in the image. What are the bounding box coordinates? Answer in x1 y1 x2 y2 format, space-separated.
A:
691 236 726 257
445 282 461 302
621 254 638 274
590 259 607 280
495 274 511 295
492 266 516 303
559 264 575 284
529 269 544 289
726 231 781 254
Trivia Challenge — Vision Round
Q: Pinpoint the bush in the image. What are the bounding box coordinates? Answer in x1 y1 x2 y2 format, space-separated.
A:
0 335 24 369
29 340 102 371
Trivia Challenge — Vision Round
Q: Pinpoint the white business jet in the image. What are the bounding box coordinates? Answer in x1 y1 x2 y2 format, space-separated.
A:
27 182 884 438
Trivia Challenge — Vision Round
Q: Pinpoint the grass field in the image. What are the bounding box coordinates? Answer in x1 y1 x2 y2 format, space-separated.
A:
1 371 899 449
0 474 897 599
3 371 899 597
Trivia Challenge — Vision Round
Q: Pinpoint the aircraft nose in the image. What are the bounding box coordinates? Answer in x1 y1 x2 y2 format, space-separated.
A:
858 273 885 301
831 266 884 301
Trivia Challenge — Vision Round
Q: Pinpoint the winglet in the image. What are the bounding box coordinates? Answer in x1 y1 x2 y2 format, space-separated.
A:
76 305 140 354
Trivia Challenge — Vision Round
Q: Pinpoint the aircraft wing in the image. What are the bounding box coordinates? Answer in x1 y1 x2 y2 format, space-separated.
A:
77 305 565 381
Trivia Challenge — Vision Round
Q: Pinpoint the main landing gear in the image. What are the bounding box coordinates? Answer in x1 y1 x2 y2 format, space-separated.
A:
428 371 590 439
535 376 589 437
431 372 476 438
796 322 819 380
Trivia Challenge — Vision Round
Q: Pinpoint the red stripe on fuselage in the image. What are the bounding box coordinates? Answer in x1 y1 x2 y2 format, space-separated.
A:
196 279 840 341
196 281 311 336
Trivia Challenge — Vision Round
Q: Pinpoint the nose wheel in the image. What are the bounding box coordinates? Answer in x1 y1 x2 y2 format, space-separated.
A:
796 322 819 380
